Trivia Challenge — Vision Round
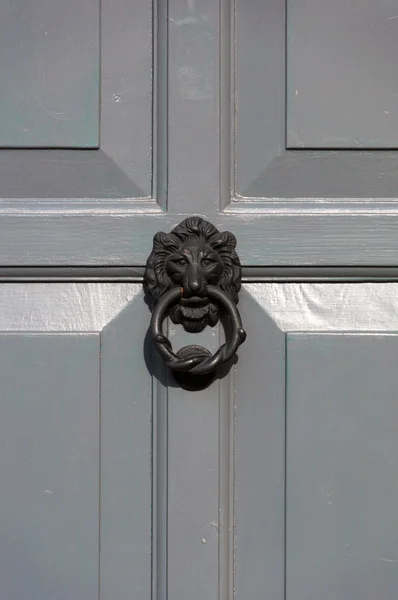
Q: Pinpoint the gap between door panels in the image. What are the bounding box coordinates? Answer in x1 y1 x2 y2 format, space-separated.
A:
0 266 397 282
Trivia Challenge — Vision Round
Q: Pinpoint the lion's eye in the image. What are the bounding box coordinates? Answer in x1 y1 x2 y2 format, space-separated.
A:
174 258 187 266
202 258 214 267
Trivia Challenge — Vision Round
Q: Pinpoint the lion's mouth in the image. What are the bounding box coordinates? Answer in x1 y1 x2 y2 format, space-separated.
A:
179 296 210 321
179 299 210 322
179 296 209 307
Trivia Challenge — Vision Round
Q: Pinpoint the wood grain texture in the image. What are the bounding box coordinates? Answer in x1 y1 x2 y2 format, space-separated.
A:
244 282 398 330
1 209 398 266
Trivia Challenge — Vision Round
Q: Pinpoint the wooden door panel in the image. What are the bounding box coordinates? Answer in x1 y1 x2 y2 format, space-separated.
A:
0 0 157 266
0 0 152 193
232 0 398 265
0 0 99 148
287 0 398 148
0 283 152 600
236 0 398 192
0 333 99 599
286 333 398 600
234 283 398 600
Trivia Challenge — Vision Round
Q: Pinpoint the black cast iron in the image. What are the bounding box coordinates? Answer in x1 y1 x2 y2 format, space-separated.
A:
144 217 246 388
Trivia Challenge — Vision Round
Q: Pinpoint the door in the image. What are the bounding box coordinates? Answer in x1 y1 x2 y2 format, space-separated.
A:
1 0 398 599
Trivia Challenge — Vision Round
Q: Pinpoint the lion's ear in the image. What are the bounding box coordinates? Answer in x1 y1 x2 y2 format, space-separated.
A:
212 231 237 249
153 232 179 252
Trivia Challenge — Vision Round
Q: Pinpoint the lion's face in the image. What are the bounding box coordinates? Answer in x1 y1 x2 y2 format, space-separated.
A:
144 217 241 334
165 241 224 332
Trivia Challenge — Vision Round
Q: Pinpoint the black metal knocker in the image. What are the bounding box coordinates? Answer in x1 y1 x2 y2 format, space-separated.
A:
144 216 246 390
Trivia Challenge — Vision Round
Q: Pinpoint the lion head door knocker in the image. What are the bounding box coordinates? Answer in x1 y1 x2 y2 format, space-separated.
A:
144 216 246 390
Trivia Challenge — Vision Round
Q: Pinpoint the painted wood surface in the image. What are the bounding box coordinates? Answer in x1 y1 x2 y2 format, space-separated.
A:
1 0 396 599
235 283 398 600
0 284 151 599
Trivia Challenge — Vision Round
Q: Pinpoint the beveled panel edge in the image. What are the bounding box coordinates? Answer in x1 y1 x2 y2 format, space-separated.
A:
244 282 398 332
224 150 398 210
0 149 150 202
100 0 153 196
233 0 285 197
232 0 398 203
224 198 398 214
0 0 163 205
0 198 160 214
0 282 141 330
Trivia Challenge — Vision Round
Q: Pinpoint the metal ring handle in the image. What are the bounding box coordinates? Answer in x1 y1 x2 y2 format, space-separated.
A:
150 285 246 375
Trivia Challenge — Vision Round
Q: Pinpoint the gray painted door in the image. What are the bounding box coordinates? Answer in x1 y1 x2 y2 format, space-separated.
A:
0 285 151 599
1 0 398 599
236 284 398 600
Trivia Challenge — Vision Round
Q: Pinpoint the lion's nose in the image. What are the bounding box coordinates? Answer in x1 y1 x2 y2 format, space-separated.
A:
189 278 201 293
183 266 206 297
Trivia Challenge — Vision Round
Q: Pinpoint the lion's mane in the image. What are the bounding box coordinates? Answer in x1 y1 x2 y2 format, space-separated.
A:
144 217 241 329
